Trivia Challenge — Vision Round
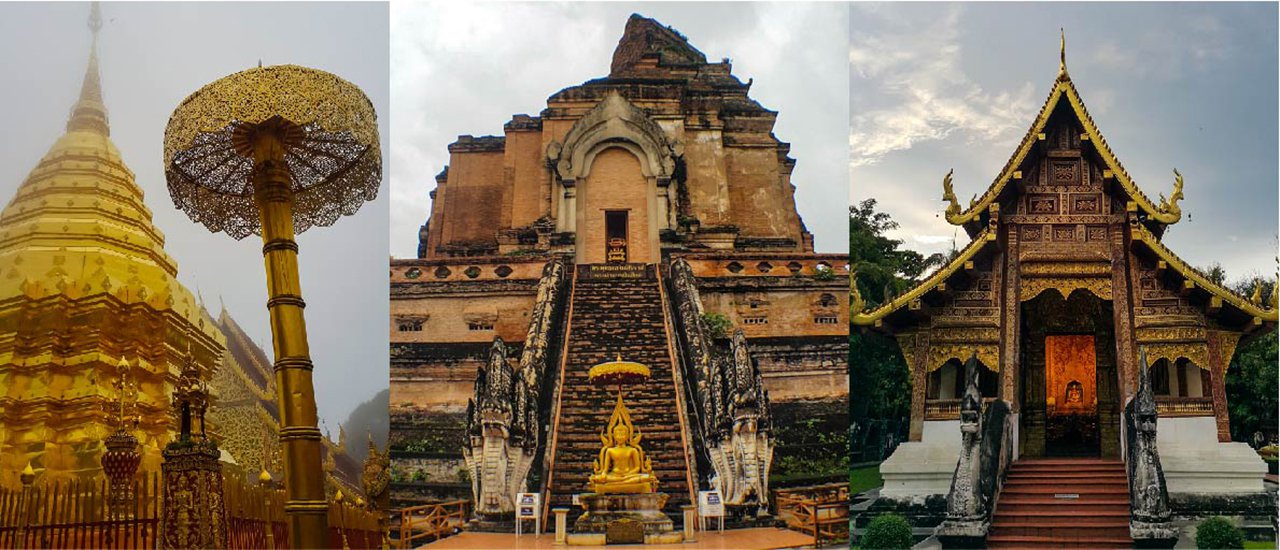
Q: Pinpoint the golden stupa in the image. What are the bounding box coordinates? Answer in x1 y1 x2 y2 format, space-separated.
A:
0 4 224 489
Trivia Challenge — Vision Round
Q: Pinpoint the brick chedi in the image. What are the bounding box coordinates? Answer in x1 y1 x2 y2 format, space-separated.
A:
391 14 848 526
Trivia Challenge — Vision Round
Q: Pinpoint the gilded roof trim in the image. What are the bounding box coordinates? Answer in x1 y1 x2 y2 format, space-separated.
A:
942 75 1183 227
853 226 996 326
1131 224 1278 322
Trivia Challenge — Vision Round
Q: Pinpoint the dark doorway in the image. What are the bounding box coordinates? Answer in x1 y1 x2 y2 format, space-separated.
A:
1019 289 1120 459
605 210 628 263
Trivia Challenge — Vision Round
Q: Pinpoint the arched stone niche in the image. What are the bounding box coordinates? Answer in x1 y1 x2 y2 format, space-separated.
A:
546 91 681 263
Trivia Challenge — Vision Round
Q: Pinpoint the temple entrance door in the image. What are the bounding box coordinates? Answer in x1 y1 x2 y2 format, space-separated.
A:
1044 334 1100 456
1019 289 1121 459
605 211 628 263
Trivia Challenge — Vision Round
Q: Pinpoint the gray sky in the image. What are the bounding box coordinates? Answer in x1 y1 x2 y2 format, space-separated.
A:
852 2 1279 282
0 2 390 431
390 2 849 256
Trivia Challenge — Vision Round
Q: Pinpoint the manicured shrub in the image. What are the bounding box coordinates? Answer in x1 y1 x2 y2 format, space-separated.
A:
860 513 912 550
1196 516 1244 549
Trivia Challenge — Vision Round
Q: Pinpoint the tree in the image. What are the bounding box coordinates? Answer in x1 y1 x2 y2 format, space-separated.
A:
1224 276 1278 443
850 199 923 425
341 388 390 462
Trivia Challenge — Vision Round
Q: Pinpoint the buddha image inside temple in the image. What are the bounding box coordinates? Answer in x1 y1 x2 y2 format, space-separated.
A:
850 7 1280 548
389 11 850 544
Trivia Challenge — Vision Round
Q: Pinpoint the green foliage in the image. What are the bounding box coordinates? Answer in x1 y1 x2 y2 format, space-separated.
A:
849 464 883 494
860 513 913 550
850 199 951 306
814 264 838 281
457 467 471 483
850 200 923 425
771 417 850 480
701 312 732 340
1196 516 1244 549
1223 275 1278 443
341 388 390 463
409 469 430 483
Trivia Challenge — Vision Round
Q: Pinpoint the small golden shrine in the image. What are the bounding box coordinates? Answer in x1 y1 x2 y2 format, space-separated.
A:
587 358 658 494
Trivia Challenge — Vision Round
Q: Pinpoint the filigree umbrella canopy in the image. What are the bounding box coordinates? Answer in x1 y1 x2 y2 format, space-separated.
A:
163 64 381 239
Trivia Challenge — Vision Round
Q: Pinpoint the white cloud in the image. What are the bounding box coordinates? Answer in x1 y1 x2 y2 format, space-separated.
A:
849 5 1037 168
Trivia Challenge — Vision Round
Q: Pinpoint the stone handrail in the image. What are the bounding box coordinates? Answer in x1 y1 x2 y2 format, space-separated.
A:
935 353 1014 547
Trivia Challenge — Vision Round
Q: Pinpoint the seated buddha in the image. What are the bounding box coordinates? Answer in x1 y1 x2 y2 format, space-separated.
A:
589 423 658 493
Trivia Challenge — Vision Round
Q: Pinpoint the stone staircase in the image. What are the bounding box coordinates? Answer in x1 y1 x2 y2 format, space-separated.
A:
987 458 1132 549
544 264 693 525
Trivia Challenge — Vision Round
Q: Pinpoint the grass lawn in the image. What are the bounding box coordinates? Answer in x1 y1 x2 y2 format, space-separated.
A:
1243 540 1276 549
850 464 883 495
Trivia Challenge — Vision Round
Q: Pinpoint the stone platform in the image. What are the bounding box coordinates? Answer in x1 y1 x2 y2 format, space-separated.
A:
573 493 674 535
420 527 813 549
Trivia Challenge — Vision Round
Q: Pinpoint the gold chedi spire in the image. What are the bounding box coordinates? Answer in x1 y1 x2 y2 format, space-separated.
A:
67 1 109 135
0 3 224 489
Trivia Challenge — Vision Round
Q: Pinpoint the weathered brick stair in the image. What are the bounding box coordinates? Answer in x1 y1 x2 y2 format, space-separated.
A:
544 264 692 525
987 458 1132 549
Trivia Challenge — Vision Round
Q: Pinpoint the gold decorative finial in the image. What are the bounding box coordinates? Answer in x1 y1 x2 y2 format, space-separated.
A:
258 467 273 484
1059 28 1066 75
69 1 109 134
89 2 103 35
941 169 961 218
1272 273 1279 310
1250 279 1264 305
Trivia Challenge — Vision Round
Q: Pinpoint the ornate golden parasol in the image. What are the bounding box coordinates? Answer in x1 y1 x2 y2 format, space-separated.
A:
163 64 381 548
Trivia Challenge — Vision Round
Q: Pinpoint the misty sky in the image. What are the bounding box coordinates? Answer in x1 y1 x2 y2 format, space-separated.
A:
0 3 390 431
390 2 850 257
852 2 1279 283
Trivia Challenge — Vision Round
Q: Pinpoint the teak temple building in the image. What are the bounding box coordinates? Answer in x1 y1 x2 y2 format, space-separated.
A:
390 15 849 526
853 44 1278 547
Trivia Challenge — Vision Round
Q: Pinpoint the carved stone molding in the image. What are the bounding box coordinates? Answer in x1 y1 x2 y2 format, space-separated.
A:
546 91 678 183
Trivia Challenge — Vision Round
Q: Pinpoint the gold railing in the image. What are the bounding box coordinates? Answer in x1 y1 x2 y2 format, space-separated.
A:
397 500 469 548
1156 396 1215 417
925 397 997 420
0 472 384 549
774 483 849 547
0 474 161 549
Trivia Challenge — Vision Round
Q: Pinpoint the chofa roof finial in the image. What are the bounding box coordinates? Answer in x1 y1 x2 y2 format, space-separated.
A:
1059 28 1069 79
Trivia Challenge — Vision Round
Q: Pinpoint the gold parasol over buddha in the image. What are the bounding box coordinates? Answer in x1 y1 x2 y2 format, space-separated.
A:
587 357 658 494
163 65 381 548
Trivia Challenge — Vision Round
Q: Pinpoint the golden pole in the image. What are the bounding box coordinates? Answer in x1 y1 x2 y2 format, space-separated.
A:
251 125 330 547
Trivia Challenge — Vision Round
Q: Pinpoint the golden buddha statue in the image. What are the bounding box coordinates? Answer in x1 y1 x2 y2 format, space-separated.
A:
588 393 658 494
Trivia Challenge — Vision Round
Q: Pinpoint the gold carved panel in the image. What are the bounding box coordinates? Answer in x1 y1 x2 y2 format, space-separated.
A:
927 343 1000 373
1142 342 1209 370
1020 277 1112 302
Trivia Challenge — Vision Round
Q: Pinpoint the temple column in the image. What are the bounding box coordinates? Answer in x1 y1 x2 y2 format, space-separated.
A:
999 225 1019 408
1206 331 1240 443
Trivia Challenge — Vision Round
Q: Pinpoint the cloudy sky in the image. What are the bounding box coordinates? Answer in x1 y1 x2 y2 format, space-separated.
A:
852 2 1279 282
0 3 389 431
390 2 849 256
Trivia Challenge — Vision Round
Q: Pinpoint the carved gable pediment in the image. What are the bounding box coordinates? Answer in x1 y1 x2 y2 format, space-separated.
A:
546 91 679 183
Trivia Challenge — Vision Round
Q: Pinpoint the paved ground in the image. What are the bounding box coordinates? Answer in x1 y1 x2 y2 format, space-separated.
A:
423 527 817 549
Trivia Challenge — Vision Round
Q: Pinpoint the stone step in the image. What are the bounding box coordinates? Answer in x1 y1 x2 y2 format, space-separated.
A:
997 499 1129 514
1009 463 1125 474
546 265 691 526
1003 475 1126 488
994 510 1130 524
989 522 1130 539
986 535 1133 549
